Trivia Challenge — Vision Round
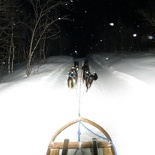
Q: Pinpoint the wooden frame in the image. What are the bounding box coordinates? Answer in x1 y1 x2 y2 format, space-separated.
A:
46 117 116 155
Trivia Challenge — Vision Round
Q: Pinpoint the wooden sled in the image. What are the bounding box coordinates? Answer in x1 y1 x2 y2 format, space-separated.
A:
46 117 116 155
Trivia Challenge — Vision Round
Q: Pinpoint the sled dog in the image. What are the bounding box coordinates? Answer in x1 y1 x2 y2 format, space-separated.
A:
67 66 78 89
81 59 89 71
86 72 98 92
74 60 79 71
82 69 90 83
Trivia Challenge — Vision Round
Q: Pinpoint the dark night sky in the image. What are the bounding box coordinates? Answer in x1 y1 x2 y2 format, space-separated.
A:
60 0 152 57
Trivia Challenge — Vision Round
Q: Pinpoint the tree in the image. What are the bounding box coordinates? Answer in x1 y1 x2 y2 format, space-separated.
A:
138 1 155 50
24 0 73 76
0 0 22 74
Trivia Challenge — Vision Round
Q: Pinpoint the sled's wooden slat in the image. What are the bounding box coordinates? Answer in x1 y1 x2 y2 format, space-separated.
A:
62 139 69 155
103 147 114 155
49 149 59 155
48 141 111 149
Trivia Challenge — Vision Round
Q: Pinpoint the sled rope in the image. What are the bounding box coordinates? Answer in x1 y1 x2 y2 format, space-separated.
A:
74 62 85 143
77 120 81 142
80 121 118 155
74 61 116 151
75 64 85 118
78 70 83 117
74 79 81 117
48 117 117 155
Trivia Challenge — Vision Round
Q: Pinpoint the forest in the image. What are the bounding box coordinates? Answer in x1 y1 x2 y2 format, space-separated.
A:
0 0 155 79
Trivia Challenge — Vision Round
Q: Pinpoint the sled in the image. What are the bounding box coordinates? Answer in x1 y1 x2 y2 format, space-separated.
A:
46 117 116 155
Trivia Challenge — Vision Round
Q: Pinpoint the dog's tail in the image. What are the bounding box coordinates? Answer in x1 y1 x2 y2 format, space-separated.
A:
93 72 98 81
92 72 98 81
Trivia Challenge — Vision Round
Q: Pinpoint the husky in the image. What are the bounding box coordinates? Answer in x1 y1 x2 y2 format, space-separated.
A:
74 60 79 71
86 72 98 92
81 59 89 71
68 76 76 88
67 66 78 89
82 69 90 83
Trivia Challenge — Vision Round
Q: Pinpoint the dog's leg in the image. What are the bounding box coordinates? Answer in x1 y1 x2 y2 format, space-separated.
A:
68 77 74 89
72 78 75 88
89 79 93 89
85 78 89 92
68 78 71 88
82 73 85 83
71 78 73 88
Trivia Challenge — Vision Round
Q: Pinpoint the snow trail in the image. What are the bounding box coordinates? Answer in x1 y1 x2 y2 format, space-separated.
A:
1 54 155 155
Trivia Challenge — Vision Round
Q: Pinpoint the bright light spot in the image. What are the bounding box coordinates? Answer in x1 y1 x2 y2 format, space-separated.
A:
148 35 154 40
109 23 114 26
85 10 87 13
70 0 73 2
58 18 61 20
133 34 137 37
100 39 103 42
106 57 108 60
75 50 78 54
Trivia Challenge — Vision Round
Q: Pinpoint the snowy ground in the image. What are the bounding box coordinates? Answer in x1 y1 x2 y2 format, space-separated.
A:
0 53 155 155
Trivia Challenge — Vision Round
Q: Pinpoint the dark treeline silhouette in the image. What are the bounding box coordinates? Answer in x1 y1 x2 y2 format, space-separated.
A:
0 0 73 78
0 0 155 79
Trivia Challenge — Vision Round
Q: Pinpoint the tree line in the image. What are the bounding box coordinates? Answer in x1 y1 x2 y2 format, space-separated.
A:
0 0 155 80
0 0 72 80
88 11 155 54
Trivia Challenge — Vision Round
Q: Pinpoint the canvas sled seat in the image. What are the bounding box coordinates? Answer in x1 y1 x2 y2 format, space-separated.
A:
46 117 116 155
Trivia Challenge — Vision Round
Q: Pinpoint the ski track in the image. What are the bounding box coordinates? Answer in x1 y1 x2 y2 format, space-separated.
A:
89 64 113 100
89 59 122 100
41 63 68 89
90 56 155 108
91 57 149 89
112 70 149 88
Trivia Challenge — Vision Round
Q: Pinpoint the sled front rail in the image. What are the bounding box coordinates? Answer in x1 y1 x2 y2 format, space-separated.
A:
47 139 114 155
46 118 116 155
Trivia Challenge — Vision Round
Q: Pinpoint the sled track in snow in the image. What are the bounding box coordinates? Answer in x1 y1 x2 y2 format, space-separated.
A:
41 63 68 88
